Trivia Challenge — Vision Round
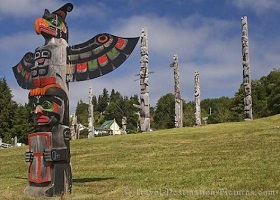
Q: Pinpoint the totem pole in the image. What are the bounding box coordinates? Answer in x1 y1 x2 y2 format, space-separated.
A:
241 16 253 120
170 55 183 128
194 71 201 126
88 86 94 138
133 27 150 132
70 113 78 140
12 3 139 197
122 116 127 134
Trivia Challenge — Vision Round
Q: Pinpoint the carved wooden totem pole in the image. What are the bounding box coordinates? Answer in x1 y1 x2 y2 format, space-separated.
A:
194 71 201 126
241 16 253 120
88 86 95 138
12 3 139 197
170 55 183 128
70 114 78 140
133 27 150 132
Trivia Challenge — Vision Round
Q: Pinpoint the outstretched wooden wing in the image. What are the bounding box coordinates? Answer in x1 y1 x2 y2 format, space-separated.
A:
66 33 139 82
12 52 35 89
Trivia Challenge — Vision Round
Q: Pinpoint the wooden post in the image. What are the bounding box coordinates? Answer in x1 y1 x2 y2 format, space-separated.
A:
170 55 183 128
88 86 95 138
133 27 150 132
194 71 201 125
241 16 253 120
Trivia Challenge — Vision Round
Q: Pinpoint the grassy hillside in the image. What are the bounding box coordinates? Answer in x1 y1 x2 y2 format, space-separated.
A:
0 115 279 199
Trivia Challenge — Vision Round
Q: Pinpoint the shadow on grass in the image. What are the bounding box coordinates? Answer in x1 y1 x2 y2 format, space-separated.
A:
14 177 114 183
14 176 26 180
73 177 114 183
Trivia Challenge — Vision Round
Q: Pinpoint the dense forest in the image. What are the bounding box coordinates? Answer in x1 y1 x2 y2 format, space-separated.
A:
1 69 280 144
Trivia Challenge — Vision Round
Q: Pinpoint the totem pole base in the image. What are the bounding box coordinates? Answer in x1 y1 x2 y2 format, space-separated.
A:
24 184 54 197
25 132 72 197
24 163 72 197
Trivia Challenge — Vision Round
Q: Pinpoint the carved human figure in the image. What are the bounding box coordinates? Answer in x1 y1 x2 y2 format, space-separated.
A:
241 16 253 120
170 55 183 128
134 27 150 132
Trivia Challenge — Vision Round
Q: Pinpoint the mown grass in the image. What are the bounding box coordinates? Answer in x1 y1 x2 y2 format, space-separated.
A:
0 115 280 199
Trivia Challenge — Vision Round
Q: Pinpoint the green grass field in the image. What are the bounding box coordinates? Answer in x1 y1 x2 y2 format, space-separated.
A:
0 115 279 199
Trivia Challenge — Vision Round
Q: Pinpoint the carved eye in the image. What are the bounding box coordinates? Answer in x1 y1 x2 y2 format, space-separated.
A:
97 35 109 44
51 18 58 26
51 18 61 27
35 52 41 60
41 50 50 58
41 101 52 109
31 103 36 110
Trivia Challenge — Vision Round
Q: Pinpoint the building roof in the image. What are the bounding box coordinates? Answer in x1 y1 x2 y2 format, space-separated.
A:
96 120 115 131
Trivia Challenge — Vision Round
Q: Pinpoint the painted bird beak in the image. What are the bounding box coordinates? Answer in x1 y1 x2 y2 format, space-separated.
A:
35 17 57 37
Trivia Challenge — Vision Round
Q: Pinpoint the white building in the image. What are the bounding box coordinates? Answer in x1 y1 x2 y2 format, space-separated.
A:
95 119 121 136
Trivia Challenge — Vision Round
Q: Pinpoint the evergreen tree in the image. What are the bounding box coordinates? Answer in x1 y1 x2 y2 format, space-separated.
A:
109 89 123 104
104 101 123 125
75 100 88 126
97 88 109 113
201 97 232 124
11 104 35 144
183 101 195 126
251 79 269 118
0 78 17 143
230 84 244 121
154 93 175 129
265 69 280 115
92 95 97 112
123 96 139 132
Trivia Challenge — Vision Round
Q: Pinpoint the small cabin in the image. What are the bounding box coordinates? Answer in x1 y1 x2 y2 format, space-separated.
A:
95 119 121 136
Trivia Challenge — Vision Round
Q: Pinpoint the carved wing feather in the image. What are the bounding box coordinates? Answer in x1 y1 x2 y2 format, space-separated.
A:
12 52 35 89
67 33 139 82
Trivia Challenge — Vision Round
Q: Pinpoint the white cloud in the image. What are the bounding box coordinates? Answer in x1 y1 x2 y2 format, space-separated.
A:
0 0 63 18
0 32 40 52
0 0 108 20
231 0 280 15
106 14 243 101
7 8 280 113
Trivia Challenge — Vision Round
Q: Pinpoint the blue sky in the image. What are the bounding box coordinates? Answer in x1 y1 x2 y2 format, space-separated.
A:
1 0 280 112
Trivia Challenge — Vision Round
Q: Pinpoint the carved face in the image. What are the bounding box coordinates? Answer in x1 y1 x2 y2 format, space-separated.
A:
34 49 51 66
29 95 64 126
34 9 68 40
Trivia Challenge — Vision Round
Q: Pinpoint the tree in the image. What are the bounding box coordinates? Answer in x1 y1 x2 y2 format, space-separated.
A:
0 78 17 143
92 95 97 112
123 96 139 133
183 101 195 126
231 69 280 119
201 97 233 124
251 79 269 118
104 94 139 133
230 84 244 121
154 93 175 129
75 100 88 126
97 88 109 113
11 104 35 144
265 69 280 115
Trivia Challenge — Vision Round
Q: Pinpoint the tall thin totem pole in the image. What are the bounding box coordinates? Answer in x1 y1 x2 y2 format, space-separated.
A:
194 71 201 126
170 55 183 128
12 3 139 197
134 27 150 132
241 16 253 120
88 86 95 138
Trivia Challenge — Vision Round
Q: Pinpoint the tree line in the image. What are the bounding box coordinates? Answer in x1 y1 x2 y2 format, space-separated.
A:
1 69 280 143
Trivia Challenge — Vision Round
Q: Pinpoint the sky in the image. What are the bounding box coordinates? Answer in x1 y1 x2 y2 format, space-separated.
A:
1 0 280 113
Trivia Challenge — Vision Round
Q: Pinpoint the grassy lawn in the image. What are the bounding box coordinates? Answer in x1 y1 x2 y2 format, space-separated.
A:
0 115 279 199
